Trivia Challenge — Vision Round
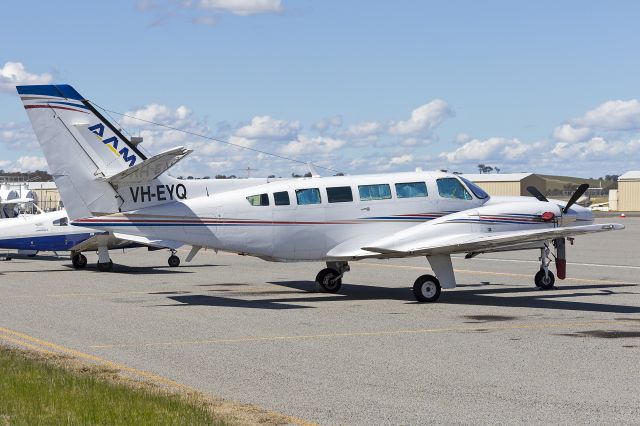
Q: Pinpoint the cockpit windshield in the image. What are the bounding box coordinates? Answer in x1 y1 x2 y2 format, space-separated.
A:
459 176 490 199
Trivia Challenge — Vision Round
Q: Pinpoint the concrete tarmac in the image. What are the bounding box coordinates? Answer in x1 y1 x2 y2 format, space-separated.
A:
1 218 639 424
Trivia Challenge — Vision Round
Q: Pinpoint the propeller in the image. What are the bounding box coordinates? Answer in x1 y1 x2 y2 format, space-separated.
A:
526 186 548 202
563 183 589 213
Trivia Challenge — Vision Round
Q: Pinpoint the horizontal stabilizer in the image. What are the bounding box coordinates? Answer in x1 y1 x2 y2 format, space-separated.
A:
105 147 192 185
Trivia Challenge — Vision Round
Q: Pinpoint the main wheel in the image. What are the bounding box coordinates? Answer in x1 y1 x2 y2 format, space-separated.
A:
168 255 180 267
315 268 342 293
413 275 441 303
97 260 113 272
534 269 555 290
72 253 87 269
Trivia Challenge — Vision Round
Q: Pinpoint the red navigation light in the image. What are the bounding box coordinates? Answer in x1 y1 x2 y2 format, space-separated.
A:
541 212 555 221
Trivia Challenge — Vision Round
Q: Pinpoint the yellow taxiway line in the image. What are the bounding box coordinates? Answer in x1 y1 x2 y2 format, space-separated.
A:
87 319 632 349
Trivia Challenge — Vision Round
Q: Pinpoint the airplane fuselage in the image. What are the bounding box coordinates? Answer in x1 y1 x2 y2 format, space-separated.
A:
74 171 594 261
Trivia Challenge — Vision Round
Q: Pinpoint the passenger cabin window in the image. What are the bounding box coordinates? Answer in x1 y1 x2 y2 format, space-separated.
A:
395 182 428 198
358 184 391 201
52 217 68 226
273 191 290 206
246 193 269 206
436 178 472 200
327 186 353 203
296 188 322 205
459 176 489 199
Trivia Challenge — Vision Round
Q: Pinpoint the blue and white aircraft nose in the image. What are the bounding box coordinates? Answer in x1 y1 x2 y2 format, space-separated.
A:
563 203 594 226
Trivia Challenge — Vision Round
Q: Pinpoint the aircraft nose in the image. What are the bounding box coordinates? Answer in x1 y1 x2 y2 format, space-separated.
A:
570 204 594 224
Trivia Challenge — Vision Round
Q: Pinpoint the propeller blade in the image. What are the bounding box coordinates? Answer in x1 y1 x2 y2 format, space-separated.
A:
563 183 589 213
526 186 548 202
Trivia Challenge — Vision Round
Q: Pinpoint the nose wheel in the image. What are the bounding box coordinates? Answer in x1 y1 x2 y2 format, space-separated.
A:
535 245 556 290
71 253 87 269
413 275 441 302
535 269 555 290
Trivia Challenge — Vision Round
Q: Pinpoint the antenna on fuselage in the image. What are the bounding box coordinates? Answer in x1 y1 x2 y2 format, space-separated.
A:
306 162 320 178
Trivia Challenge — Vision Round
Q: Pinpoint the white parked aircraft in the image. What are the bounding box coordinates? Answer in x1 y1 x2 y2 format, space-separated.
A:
0 209 183 269
17 84 624 302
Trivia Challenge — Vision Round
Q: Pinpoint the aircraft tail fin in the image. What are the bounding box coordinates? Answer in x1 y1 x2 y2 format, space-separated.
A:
17 84 157 219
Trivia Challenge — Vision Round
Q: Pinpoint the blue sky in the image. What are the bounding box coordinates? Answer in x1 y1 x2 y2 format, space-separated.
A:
1 0 639 177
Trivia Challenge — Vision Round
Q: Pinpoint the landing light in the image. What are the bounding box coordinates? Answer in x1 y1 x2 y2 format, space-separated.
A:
541 212 555 221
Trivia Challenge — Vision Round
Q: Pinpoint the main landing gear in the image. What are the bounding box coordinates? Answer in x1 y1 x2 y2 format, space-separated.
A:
168 250 180 267
315 261 350 293
71 252 87 269
413 275 442 303
97 244 113 272
535 245 555 290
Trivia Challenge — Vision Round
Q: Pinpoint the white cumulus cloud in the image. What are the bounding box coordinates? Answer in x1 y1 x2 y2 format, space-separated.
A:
235 115 299 140
439 137 534 163
552 123 593 143
0 62 53 94
389 99 453 136
280 135 345 156
343 121 383 139
194 0 283 15
553 99 640 143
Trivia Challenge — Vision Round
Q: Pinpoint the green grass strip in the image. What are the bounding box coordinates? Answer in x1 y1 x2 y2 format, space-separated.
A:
0 347 223 425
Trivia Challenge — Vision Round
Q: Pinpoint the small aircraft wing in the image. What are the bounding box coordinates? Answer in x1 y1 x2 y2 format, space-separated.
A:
360 223 624 257
104 147 192 185
0 197 33 205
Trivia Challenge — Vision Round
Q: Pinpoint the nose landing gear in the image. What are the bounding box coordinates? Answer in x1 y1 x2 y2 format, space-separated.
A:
535 245 555 290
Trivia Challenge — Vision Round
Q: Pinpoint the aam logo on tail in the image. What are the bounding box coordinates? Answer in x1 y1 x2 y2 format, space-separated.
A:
88 123 137 167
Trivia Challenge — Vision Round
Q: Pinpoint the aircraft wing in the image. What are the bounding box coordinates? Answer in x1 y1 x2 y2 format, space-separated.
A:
69 232 183 252
0 197 33 205
356 223 624 258
112 232 183 250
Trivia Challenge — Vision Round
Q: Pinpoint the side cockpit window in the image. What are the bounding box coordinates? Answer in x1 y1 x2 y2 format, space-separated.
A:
459 176 490 199
436 178 472 200
52 217 68 226
246 193 269 206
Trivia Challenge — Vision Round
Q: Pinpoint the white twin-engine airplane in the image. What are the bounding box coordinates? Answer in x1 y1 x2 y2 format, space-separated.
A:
17 84 624 302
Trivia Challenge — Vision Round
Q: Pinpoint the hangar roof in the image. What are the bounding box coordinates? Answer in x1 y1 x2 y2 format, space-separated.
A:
618 171 640 181
462 173 534 182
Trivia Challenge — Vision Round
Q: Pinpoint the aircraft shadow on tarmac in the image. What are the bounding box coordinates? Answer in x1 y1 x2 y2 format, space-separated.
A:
163 281 640 314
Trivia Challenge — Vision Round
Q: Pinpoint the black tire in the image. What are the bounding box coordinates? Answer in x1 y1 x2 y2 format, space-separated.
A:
534 269 555 290
168 255 180 267
315 268 342 293
413 275 441 303
72 254 87 269
97 260 113 272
